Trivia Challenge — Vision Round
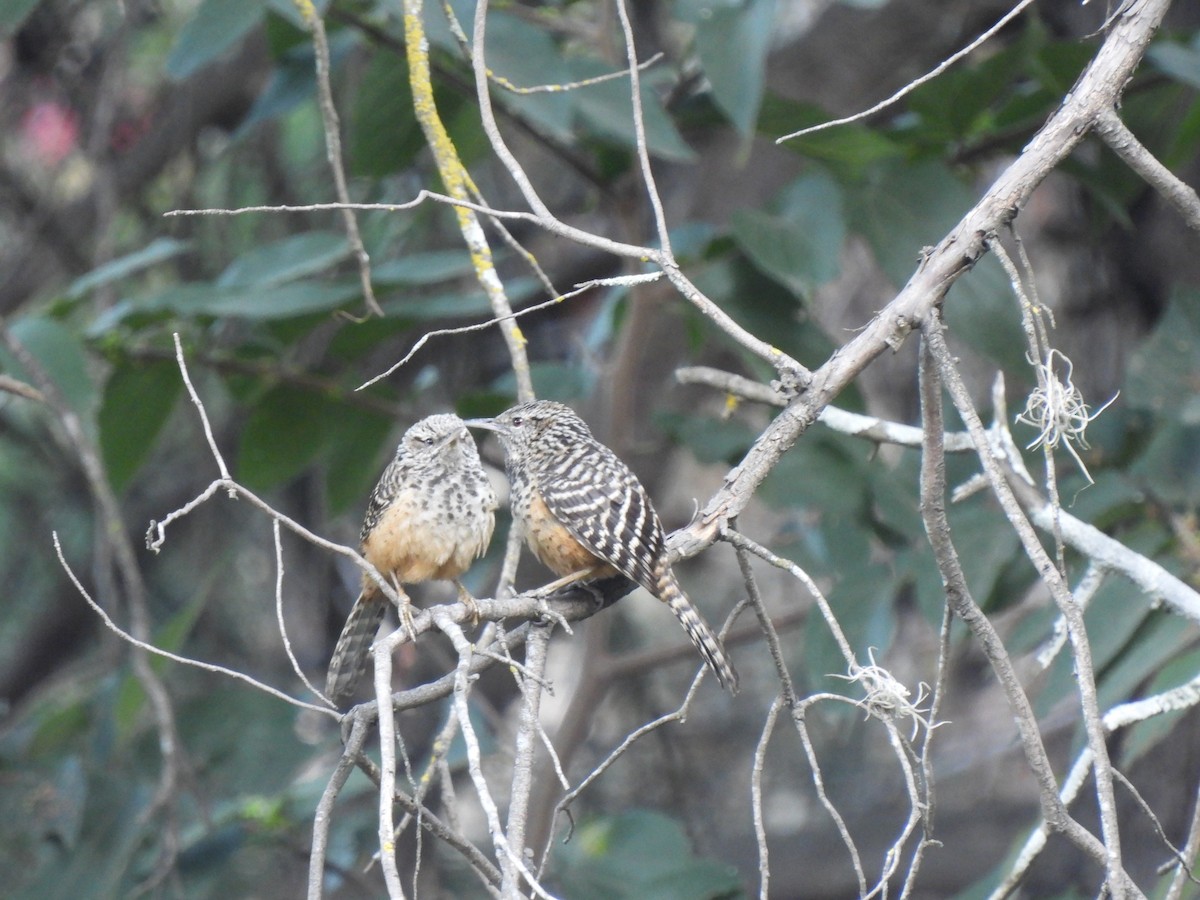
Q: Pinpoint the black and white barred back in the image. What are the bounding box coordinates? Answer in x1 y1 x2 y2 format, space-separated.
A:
486 401 738 692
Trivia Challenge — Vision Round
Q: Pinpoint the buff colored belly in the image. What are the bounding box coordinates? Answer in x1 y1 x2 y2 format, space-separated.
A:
361 488 494 588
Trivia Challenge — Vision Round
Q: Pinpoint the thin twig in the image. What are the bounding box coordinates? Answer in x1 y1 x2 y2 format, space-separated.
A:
54 533 334 716
676 365 976 450
776 0 1039 142
295 1 382 316
310 714 371 900
792 694 870 894
165 194 542 222
728 519 798 705
751 696 783 900
405 0 534 401
272 520 331 703
172 333 231 485
900 603 953 898
614 0 671 256
0 372 44 402
1166 778 1200 900
357 273 661 390
436 611 556 899
2 318 186 886
923 316 1137 896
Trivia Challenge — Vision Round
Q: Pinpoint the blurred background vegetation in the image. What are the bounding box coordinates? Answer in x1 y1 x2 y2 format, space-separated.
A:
2 0 1200 897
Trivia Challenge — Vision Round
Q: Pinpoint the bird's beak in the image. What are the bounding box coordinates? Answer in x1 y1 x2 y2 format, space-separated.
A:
464 417 502 433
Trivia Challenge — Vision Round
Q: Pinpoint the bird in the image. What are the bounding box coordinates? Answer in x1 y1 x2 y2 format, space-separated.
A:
324 414 497 705
466 400 738 692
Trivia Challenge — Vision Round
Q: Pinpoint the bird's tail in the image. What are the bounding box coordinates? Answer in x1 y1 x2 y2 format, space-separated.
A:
325 592 388 704
658 571 739 693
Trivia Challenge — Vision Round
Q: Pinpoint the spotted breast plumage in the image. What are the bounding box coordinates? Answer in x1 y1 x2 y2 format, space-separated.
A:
324 414 497 705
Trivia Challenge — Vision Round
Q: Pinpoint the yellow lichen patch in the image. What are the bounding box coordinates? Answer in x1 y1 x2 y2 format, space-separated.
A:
292 0 317 28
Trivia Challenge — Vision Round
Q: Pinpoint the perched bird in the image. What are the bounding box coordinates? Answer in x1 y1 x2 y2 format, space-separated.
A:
324 414 497 704
467 400 738 692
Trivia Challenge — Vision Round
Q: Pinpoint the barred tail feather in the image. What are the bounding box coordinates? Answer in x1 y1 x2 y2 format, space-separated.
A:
659 574 739 693
325 593 388 704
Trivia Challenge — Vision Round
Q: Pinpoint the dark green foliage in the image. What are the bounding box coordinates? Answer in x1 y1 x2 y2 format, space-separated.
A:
3 1 1200 897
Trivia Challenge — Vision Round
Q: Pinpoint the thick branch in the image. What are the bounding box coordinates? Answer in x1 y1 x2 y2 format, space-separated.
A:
672 0 1172 560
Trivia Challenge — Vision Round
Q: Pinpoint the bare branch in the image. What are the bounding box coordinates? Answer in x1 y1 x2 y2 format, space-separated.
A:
502 624 553 893
777 0 1039 142
272 520 331 703
2 319 186 885
1004 468 1200 625
751 696 783 900
165 194 543 222
1095 109 1200 232
614 0 672 256
0 372 44 402
357 273 661 390
676 365 976 450
295 1 382 317
923 317 1137 895
310 714 371 900
672 0 1173 563
404 0 534 401
54 533 334 717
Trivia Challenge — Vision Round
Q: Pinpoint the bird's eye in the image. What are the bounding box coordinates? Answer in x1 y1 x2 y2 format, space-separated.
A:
419 436 434 445
510 416 524 427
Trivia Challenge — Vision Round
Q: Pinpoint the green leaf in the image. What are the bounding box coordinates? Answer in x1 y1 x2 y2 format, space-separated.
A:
321 406 393 515
0 316 95 420
237 386 333 490
99 359 182 491
485 12 573 138
0 0 40 38
904 41 1030 145
166 0 266 81
760 432 872 520
217 232 351 288
691 255 837 367
1125 288 1200 422
1096 608 1198 713
372 251 476 285
197 281 360 318
1029 38 1099 97
349 52 424 178
687 0 775 135
845 159 969 285
759 94 903 177
378 276 541 321
1149 39 1200 92
807 541 896 695
553 810 740 900
731 171 845 297
845 159 1025 371
1129 419 1200 506
569 58 696 163
1122 646 1200 765
658 413 756 466
108 280 361 322
114 586 211 741
237 40 321 136
65 239 190 300
490 361 592 404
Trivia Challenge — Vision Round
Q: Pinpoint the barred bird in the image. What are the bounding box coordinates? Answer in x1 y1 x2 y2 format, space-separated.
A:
467 400 738 692
324 414 497 705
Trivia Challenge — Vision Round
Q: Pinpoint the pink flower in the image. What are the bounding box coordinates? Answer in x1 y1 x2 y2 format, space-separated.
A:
21 101 80 167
